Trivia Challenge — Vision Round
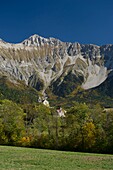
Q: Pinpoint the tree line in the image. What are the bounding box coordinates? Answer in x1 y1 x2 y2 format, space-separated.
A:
0 99 113 154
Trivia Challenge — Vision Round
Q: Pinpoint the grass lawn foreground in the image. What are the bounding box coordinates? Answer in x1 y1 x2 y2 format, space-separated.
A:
0 145 113 170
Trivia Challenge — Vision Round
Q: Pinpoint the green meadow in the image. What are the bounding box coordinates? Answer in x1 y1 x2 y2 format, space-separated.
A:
0 145 113 170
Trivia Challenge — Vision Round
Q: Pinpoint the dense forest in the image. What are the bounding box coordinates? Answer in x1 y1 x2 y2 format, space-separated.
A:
0 98 113 154
0 77 113 153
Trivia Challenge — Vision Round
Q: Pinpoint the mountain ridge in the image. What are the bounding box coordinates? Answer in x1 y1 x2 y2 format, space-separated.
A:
0 34 113 98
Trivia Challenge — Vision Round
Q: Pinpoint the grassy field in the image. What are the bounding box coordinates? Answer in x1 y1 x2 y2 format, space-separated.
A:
0 146 113 170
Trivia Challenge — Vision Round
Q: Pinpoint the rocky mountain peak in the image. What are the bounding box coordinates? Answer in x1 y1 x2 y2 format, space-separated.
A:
0 34 113 96
22 34 62 47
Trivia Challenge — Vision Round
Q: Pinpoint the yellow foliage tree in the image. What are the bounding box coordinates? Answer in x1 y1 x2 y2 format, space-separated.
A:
82 121 96 149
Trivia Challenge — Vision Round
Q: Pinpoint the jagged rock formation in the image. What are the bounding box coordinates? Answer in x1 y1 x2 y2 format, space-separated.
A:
0 34 113 97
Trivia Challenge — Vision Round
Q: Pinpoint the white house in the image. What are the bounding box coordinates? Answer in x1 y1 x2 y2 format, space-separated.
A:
56 107 66 117
42 99 50 107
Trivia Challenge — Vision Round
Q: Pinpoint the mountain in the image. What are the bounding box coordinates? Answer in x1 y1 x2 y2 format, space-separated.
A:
0 34 113 105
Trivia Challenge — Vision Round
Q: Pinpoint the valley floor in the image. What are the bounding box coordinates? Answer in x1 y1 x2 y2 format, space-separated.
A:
0 145 113 170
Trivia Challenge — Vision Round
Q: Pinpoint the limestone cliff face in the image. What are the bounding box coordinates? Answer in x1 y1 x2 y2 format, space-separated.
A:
0 35 113 96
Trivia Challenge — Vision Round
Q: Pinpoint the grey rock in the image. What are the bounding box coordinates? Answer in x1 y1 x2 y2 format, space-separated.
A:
0 34 113 95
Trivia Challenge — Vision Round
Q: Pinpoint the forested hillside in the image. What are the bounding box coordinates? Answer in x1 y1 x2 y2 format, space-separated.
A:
0 97 113 154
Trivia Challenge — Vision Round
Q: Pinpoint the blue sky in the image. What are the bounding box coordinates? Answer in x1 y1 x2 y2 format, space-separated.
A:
0 0 113 45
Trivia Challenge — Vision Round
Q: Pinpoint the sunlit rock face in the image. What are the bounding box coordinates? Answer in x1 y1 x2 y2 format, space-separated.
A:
0 35 113 96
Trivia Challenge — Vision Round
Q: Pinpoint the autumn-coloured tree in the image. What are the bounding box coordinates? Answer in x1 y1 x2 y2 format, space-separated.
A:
0 99 25 144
